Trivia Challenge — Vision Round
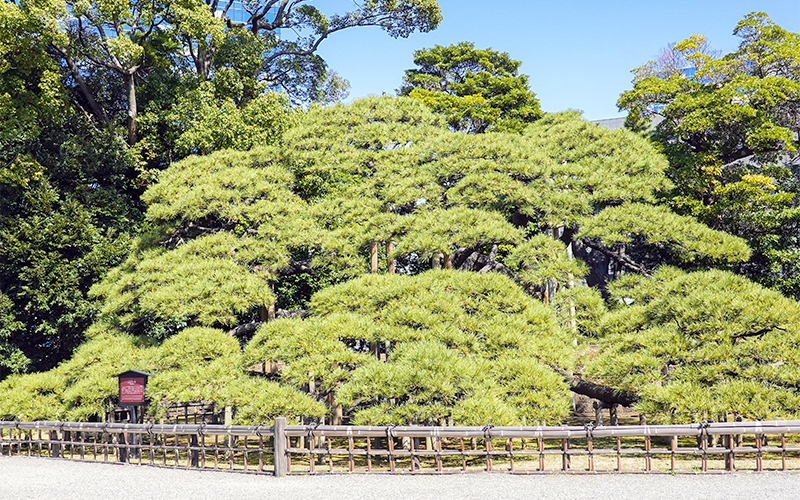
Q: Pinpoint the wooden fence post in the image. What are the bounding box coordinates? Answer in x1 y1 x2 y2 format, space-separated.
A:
273 417 288 477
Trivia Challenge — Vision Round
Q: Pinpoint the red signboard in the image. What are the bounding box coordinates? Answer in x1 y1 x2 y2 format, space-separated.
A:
119 377 146 404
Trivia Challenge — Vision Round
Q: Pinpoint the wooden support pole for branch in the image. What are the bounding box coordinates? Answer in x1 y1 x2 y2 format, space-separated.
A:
443 253 452 269
566 242 577 333
386 242 395 274
371 241 379 273
262 282 276 322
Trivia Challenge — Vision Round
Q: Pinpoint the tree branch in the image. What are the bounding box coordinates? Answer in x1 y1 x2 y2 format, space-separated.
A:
581 239 654 278
551 366 640 407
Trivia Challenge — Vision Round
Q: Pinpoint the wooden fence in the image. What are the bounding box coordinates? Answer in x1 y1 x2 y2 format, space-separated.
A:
3 419 800 475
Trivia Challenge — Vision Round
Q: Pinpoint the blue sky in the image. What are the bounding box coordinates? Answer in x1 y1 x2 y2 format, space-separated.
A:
315 1 799 120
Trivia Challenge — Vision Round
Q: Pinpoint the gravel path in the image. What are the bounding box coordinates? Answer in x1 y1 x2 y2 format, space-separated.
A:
2 456 799 500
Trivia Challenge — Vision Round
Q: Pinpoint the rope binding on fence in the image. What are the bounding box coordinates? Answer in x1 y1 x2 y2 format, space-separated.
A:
305 422 320 438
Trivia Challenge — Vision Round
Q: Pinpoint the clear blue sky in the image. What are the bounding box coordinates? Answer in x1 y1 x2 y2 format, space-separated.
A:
315 1 799 120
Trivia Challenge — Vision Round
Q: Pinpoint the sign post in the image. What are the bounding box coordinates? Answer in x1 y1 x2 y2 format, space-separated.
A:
115 370 153 417
114 370 154 462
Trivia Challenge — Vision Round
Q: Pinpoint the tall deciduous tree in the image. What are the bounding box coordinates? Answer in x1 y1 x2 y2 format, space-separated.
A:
192 0 442 103
399 42 542 133
618 12 800 297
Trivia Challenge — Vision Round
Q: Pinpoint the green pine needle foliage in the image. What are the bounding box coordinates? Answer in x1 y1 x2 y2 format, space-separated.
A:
245 270 574 425
588 267 800 422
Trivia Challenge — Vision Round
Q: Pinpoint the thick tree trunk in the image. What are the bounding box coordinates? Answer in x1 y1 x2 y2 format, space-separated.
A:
195 47 213 80
124 73 138 145
56 47 110 126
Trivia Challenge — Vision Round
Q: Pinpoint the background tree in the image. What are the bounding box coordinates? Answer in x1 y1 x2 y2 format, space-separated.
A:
0 4 144 375
399 42 542 133
618 12 800 297
180 0 441 104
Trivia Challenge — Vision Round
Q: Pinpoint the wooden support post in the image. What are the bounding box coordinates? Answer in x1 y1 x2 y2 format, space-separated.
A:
460 438 467 472
436 437 443 473
273 417 288 477
49 430 61 459
670 435 676 472
538 438 545 471
594 401 603 426
118 431 128 463
561 438 570 471
371 241 379 273
566 242 577 333
443 253 452 269
410 437 420 471
387 432 396 472
386 242 395 274
307 430 315 474
224 406 234 451
366 437 372 473
701 432 708 473
261 303 275 322
485 438 493 472
348 436 355 472
782 434 787 471
726 434 735 472
756 435 763 472
327 437 334 472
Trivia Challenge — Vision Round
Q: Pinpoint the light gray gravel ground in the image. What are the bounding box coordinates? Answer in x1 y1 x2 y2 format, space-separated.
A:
2 456 799 500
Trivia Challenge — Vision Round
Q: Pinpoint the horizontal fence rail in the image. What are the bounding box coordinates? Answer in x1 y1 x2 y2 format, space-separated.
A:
4 419 800 475
0 421 278 474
